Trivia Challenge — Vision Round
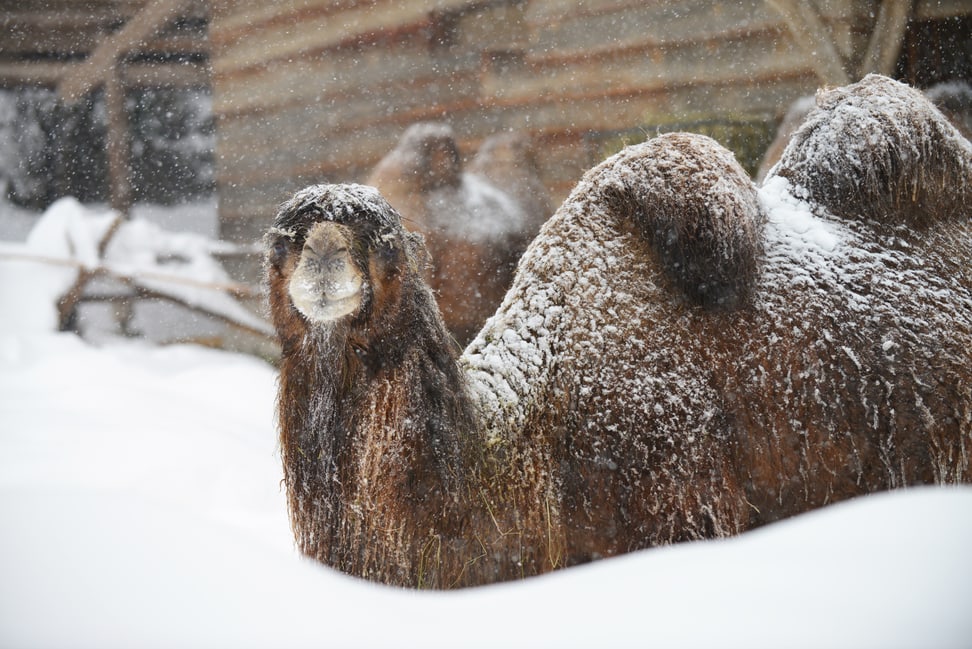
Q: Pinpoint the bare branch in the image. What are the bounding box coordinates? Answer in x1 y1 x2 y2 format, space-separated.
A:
109 275 274 342
56 215 127 331
0 251 262 301
1 250 269 337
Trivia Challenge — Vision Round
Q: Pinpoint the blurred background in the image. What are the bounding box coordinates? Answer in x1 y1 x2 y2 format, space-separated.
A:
1 0 970 351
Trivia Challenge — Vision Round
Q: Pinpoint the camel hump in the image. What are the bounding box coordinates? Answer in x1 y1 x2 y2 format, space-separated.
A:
593 132 765 308
772 74 972 227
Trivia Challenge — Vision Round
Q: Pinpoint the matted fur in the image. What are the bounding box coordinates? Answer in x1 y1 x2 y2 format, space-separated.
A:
774 74 972 226
267 87 972 588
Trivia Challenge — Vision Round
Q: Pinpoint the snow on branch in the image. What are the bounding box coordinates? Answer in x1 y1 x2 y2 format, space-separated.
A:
0 197 273 344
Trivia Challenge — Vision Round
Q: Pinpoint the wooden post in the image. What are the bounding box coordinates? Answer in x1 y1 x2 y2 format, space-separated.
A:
765 0 850 86
59 0 190 103
104 61 133 217
860 0 913 78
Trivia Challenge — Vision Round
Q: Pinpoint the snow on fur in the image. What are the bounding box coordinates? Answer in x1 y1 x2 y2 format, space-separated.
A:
773 74 972 226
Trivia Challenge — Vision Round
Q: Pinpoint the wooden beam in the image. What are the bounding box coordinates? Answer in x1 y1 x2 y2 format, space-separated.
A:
765 0 850 86
0 60 209 88
914 0 972 20
122 60 211 88
58 0 192 103
104 63 133 217
860 0 913 78
0 62 67 87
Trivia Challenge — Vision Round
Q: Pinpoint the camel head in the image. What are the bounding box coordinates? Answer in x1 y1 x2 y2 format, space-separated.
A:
265 183 430 347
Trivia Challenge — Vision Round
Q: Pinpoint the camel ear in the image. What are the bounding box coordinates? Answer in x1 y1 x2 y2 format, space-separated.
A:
405 231 432 274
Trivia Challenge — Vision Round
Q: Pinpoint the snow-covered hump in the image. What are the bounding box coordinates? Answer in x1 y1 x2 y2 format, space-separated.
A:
463 132 765 441
773 74 972 226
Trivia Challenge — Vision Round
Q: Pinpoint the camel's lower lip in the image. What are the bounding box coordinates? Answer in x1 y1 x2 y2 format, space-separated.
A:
298 294 362 322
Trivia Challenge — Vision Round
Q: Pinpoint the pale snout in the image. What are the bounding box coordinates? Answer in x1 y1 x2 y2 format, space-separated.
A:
289 222 364 322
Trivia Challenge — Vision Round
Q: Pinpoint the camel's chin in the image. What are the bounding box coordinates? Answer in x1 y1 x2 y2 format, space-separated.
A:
293 294 362 323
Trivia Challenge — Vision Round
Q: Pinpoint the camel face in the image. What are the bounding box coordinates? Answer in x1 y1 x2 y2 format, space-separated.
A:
266 183 422 338
288 221 364 323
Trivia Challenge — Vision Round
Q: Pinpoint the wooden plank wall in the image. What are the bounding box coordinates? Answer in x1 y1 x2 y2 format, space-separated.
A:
209 0 970 258
0 0 210 88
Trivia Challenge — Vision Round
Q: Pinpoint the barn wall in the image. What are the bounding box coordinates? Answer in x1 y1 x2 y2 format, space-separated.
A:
0 0 211 88
209 0 971 272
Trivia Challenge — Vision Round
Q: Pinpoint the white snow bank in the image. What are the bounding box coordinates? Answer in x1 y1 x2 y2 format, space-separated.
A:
0 198 109 332
0 329 970 649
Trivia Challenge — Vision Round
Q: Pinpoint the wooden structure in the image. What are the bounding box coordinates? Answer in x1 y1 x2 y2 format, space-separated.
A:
209 0 971 274
4 1 969 284
0 0 211 214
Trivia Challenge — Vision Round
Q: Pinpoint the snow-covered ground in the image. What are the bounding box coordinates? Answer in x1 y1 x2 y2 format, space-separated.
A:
1 199 971 649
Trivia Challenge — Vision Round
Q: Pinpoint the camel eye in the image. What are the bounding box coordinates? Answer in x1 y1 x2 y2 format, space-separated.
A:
271 238 290 264
376 241 403 269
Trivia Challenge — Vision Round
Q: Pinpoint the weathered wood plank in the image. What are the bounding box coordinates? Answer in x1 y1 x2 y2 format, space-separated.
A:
210 0 473 76
0 22 111 57
214 68 481 175
859 0 914 77
122 60 211 87
0 60 209 88
525 0 776 56
0 62 67 86
211 37 479 118
60 0 194 101
765 0 850 84
215 66 813 190
481 29 810 103
914 0 972 19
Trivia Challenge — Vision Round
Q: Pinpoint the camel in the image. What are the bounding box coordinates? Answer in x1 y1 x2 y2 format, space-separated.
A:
265 75 972 588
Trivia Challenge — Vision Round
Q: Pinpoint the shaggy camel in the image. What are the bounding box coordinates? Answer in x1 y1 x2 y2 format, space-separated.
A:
266 75 972 588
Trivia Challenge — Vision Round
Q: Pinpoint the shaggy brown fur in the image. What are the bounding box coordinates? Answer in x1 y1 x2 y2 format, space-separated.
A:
266 76 972 588
758 78 972 185
771 75 972 226
367 123 549 345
